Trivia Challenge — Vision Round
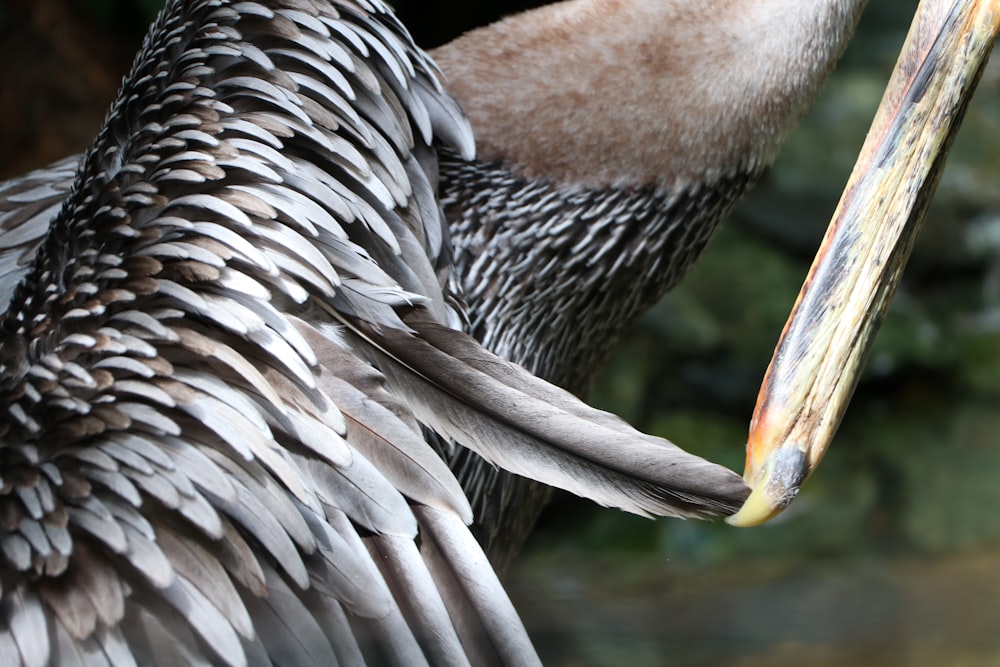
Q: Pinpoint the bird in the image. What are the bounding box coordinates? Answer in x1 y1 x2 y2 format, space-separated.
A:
0 0 992 665
4 0 872 574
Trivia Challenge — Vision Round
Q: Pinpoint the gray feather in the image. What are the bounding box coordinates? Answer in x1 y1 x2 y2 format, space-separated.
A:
416 507 541 667
158 576 247 667
241 564 336 667
367 534 472 667
369 314 749 518
303 454 417 537
8 589 50 667
155 527 254 639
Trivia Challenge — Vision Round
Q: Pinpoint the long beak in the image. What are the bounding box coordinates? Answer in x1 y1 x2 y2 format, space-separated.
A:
728 0 1000 527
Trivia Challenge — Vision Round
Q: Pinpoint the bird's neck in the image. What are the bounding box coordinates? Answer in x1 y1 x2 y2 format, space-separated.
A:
432 0 867 192
443 156 756 395
434 0 868 391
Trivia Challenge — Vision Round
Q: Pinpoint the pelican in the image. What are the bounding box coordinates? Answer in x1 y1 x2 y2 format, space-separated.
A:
0 0 994 665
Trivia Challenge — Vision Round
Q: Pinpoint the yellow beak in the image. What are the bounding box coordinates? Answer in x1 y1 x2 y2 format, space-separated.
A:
729 0 1000 527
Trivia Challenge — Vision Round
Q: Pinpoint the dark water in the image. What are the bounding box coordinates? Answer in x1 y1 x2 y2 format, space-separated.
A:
511 545 1000 666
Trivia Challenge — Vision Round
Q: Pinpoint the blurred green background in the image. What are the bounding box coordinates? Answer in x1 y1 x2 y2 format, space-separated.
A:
3 1 1000 665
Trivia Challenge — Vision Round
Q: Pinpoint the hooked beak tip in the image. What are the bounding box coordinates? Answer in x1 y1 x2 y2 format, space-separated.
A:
726 486 784 527
727 446 809 527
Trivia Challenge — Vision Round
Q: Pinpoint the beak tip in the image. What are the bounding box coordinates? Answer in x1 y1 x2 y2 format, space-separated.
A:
725 485 783 527
727 445 809 527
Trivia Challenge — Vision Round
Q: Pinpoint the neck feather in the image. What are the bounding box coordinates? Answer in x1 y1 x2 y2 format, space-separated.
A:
431 0 867 191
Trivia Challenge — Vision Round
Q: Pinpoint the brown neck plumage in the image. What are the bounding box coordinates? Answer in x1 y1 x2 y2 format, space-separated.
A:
432 0 867 192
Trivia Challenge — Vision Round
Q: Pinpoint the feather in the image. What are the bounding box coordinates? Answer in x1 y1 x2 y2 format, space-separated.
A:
254 226 341 297
99 440 155 476
126 468 182 510
17 518 51 558
206 453 311 589
295 319 471 520
66 498 128 556
300 595 367 667
188 222 275 273
415 507 541 667
15 486 44 520
240 564 335 667
278 406 352 468
173 378 310 487
172 326 285 410
120 521 174 591
367 314 749 518
113 402 181 438
40 544 126 638
211 519 268 598
413 77 476 161
0 155 78 310
312 510 401 624
43 523 73 559
330 552 433 667
103 432 176 472
367 534 471 667
52 620 94 667
92 357 157 380
42 577 99 642
51 623 139 667
280 7 331 38
109 380 177 409
215 153 283 184
129 605 213 667
218 289 319 368
80 467 143 508
94 627 138 667
296 508 386 619
155 526 254 639
158 435 239 506
158 576 247 667
174 484 226 539
303 453 416 537
8 589 51 667
73 552 125 629
2 535 31 572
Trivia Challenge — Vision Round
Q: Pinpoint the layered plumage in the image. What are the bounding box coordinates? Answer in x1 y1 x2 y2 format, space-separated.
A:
0 1 753 665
